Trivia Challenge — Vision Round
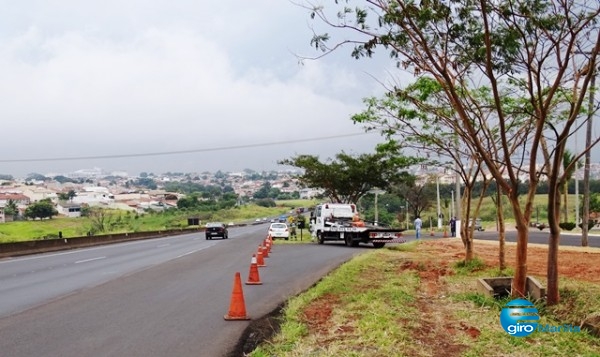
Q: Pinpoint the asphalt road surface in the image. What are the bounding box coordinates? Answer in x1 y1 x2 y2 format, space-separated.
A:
471 229 600 248
0 223 377 357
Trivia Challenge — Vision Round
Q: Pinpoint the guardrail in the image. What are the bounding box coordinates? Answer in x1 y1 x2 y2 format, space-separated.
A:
0 228 206 259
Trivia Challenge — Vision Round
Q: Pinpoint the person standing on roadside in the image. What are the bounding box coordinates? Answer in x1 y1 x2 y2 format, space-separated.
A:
450 216 457 237
414 216 423 239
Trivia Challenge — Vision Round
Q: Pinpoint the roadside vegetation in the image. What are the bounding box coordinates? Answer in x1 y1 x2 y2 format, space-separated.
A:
248 241 600 356
0 199 318 243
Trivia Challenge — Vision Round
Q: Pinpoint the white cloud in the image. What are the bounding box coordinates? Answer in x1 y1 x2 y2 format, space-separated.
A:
0 1 390 177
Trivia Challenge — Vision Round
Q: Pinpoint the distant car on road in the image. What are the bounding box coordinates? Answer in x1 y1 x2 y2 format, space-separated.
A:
468 218 484 231
205 222 228 240
268 222 290 240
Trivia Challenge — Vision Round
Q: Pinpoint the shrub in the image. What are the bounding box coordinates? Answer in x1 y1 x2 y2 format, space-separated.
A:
578 221 595 230
559 222 576 231
255 198 276 207
537 223 546 231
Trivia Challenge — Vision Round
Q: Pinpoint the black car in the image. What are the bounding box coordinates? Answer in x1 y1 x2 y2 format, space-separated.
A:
205 222 228 240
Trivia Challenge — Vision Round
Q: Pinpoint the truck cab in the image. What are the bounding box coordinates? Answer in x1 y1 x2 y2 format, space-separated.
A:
310 203 356 232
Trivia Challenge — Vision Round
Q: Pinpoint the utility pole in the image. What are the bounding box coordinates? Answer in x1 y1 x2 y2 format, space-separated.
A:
450 189 454 219
369 189 385 225
455 161 461 238
582 67 596 247
575 121 579 226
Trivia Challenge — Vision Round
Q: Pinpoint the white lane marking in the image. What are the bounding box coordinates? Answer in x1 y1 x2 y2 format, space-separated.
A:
156 244 170 248
176 250 200 258
75 256 106 264
175 244 216 259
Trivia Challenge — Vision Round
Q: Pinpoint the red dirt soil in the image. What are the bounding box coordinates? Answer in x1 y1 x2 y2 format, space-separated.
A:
427 238 600 283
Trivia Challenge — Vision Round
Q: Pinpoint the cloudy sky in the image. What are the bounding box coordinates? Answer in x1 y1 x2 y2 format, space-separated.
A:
0 0 398 178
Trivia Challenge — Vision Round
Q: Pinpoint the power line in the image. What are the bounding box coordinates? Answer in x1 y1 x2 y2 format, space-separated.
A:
0 132 375 163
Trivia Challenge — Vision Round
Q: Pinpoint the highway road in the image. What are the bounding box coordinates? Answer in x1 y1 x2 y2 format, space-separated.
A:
0 223 370 357
472 229 600 248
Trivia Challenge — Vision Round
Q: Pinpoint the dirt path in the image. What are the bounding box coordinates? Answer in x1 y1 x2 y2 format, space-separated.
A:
427 238 600 283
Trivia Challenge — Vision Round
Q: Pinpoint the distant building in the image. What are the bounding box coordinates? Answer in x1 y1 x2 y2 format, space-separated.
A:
299 188 323 199
56 201 82 218
0 193 31 206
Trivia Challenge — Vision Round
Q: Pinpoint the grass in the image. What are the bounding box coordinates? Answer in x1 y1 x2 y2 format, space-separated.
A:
0 200 319 243
250 249 422 356
249 241 600 357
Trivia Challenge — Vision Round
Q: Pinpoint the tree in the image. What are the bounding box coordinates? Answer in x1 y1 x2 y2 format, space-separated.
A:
176 194 200 209
393 182 433 220
87 207 111 234
587 193 600 214
279 149 416 204
305 0 600 305
4 199 18 219
253 182 272 200
135 177 157 190
67 190 77 202
24 199 58 220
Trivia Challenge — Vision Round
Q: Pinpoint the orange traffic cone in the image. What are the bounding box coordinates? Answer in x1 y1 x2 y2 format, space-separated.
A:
266 235 273 248
224 272 250 320
261 244 269 258
266 241 272 253
246 254 262 285
443 227 448 238
256 250 266 267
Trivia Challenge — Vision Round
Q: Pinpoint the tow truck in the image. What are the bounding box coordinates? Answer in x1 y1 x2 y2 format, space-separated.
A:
309 203 405 248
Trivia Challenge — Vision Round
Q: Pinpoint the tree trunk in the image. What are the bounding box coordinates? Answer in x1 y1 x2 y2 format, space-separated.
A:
497 184 506 271
547 180 562 305
460 185 474 262
506 191 529 297
511 218 529 297
462 227 473 261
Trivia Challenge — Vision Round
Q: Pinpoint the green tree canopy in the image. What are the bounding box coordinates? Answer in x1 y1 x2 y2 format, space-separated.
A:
24 199 58 220
279 150 416 204
4 199 19 218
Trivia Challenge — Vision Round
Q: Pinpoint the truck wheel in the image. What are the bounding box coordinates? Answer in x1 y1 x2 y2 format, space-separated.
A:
345 235 358 247
373 242 386 248
317 232 324 244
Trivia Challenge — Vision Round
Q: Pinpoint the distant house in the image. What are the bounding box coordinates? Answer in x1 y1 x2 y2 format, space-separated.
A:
21 187 58 202
299 188 324 199
56 201 82 218
0 193 31 206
